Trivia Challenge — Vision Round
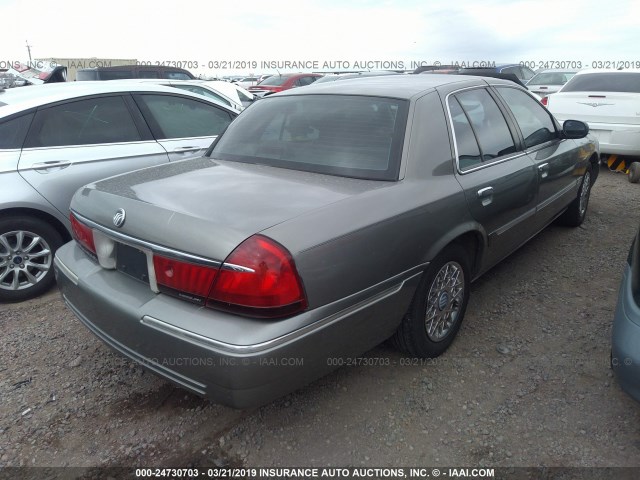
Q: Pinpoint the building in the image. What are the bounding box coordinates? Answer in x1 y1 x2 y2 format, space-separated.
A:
37 58 137 81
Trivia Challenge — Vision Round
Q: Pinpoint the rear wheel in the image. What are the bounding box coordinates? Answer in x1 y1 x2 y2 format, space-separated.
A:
558 167 592 227
0 217 63 302
393 244 471 358
629 162 640 184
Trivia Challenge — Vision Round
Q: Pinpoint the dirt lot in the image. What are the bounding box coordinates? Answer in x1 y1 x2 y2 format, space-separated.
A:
1 168 640 472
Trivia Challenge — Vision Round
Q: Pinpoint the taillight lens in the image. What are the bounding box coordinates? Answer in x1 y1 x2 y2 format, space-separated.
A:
541 96 548 106
70 213 96 255
207 235 307 317
153 255 218 302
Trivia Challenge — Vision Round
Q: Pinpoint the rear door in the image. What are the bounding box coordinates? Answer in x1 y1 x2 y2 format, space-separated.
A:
445 87 539 269
132 93 235 161
18 94 169 217
493 86 581 228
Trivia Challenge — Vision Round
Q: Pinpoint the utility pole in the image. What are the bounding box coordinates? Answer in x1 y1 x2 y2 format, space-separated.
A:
25 40 32 63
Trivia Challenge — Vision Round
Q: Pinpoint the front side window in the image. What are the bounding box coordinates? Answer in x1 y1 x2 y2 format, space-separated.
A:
496 87 557 148
0 113 34 149
25 96 141 147
454 88 516 161
211 94 408 180
136 94 233 139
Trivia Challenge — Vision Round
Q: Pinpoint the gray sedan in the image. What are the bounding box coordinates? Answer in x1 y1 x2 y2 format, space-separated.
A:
54 75 599 408
0 82 236 301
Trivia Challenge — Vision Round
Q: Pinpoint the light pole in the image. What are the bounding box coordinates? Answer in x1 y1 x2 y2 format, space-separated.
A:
26 40 32 63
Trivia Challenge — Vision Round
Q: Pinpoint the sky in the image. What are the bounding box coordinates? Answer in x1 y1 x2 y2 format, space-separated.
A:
1 0 639 76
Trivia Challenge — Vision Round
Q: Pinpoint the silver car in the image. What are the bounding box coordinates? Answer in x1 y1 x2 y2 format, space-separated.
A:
0 82 237 301
526 69 578 98
55 75 599 408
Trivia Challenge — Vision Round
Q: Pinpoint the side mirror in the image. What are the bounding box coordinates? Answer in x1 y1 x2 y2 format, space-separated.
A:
562 120 589 139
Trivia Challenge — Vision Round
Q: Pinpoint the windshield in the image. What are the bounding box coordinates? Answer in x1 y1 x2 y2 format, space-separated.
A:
562 73 640 93
528 72 576 86
257 75 292 86
211 94 408 180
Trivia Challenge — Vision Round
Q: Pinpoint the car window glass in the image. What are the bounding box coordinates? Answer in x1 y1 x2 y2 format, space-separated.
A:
448 98 482 171
454 89 516 161
297 76 315 86
137 94 233 139
0 113 34 149
99 70 133 80
173 85 232 106
212 94 408 181
258 76 290 86
26 96 141 148
496 87 557 148
521 67 536 80
562 73 640 93
165 72 191 80
139 71 160 78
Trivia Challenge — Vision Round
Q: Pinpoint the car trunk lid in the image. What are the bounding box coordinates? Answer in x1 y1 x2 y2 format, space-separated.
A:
548 92 640 125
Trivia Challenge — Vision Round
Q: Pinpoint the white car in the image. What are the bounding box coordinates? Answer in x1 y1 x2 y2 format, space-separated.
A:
114 79 255 112
233 76 260 89
547 69 640 156
526 69 578 98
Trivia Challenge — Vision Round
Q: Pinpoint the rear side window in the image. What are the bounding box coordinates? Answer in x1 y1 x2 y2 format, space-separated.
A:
454 88 516 161
495 87 557 148
165 72 191 80
136 94 233 139
448 98 482 171
25 96 141 147
0 113 34 149
212 94 408 180
139 71 160 79
562 73 640 93
172 85 233 106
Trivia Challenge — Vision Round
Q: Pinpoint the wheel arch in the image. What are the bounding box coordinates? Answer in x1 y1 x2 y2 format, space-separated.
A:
0 207 71 243
423 223 487 279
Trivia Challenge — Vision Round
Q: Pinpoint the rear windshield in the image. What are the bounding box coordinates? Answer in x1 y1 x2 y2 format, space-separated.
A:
257 76 292 86
527 72 575 86
211 94 408 180
562 73 640 93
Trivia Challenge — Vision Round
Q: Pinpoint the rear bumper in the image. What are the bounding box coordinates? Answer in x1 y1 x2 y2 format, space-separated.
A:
582 122 640 156
612 265 640 403
54 241 420 408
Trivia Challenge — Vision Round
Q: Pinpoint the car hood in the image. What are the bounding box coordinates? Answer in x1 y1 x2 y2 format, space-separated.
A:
71 157 386 261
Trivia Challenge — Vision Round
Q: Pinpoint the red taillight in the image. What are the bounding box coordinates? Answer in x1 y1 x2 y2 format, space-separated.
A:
541 96 548 106
207 235 307 317
153 255 218 301
70 213 96 255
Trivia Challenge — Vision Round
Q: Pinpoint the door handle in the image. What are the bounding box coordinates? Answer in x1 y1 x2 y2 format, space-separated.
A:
172 146 201 153
477 186 494 206
32 161 71 172
538 163 549 178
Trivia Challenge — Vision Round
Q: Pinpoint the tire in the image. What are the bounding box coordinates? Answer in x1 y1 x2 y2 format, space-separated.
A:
392 244 471 358
558 167 592 227
0 216 64 302
629 162 640 184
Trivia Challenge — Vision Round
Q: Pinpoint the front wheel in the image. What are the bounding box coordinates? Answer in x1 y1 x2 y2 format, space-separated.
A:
0 217 63 302
629 162 640 184
558 167 592 227
392 244 471 358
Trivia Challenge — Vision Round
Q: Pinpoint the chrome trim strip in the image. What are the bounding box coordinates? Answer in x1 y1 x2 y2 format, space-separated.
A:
493 207 536 237
71 210 222 268
140 271 424 355
537 182 576 211
54 256 78 285
443 86 528 175
221 263 255 273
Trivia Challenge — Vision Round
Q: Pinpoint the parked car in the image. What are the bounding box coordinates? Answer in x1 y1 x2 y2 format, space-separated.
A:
0 82 237 301
76 65 195 81
115 79 256 112
313 71 399 84
233 77 260 89
248 73 323 97
526 69 578 98
612 222 640 402
459 64 537 84
546 69 640 157
54 75 598 408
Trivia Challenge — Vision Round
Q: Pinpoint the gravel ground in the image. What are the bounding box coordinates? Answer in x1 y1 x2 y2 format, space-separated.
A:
1 168 640 472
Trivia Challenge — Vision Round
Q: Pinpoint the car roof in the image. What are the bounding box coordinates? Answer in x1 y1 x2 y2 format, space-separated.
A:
572 68 640 75
0 81 234 117
277 74 502 100
105 78 255 100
